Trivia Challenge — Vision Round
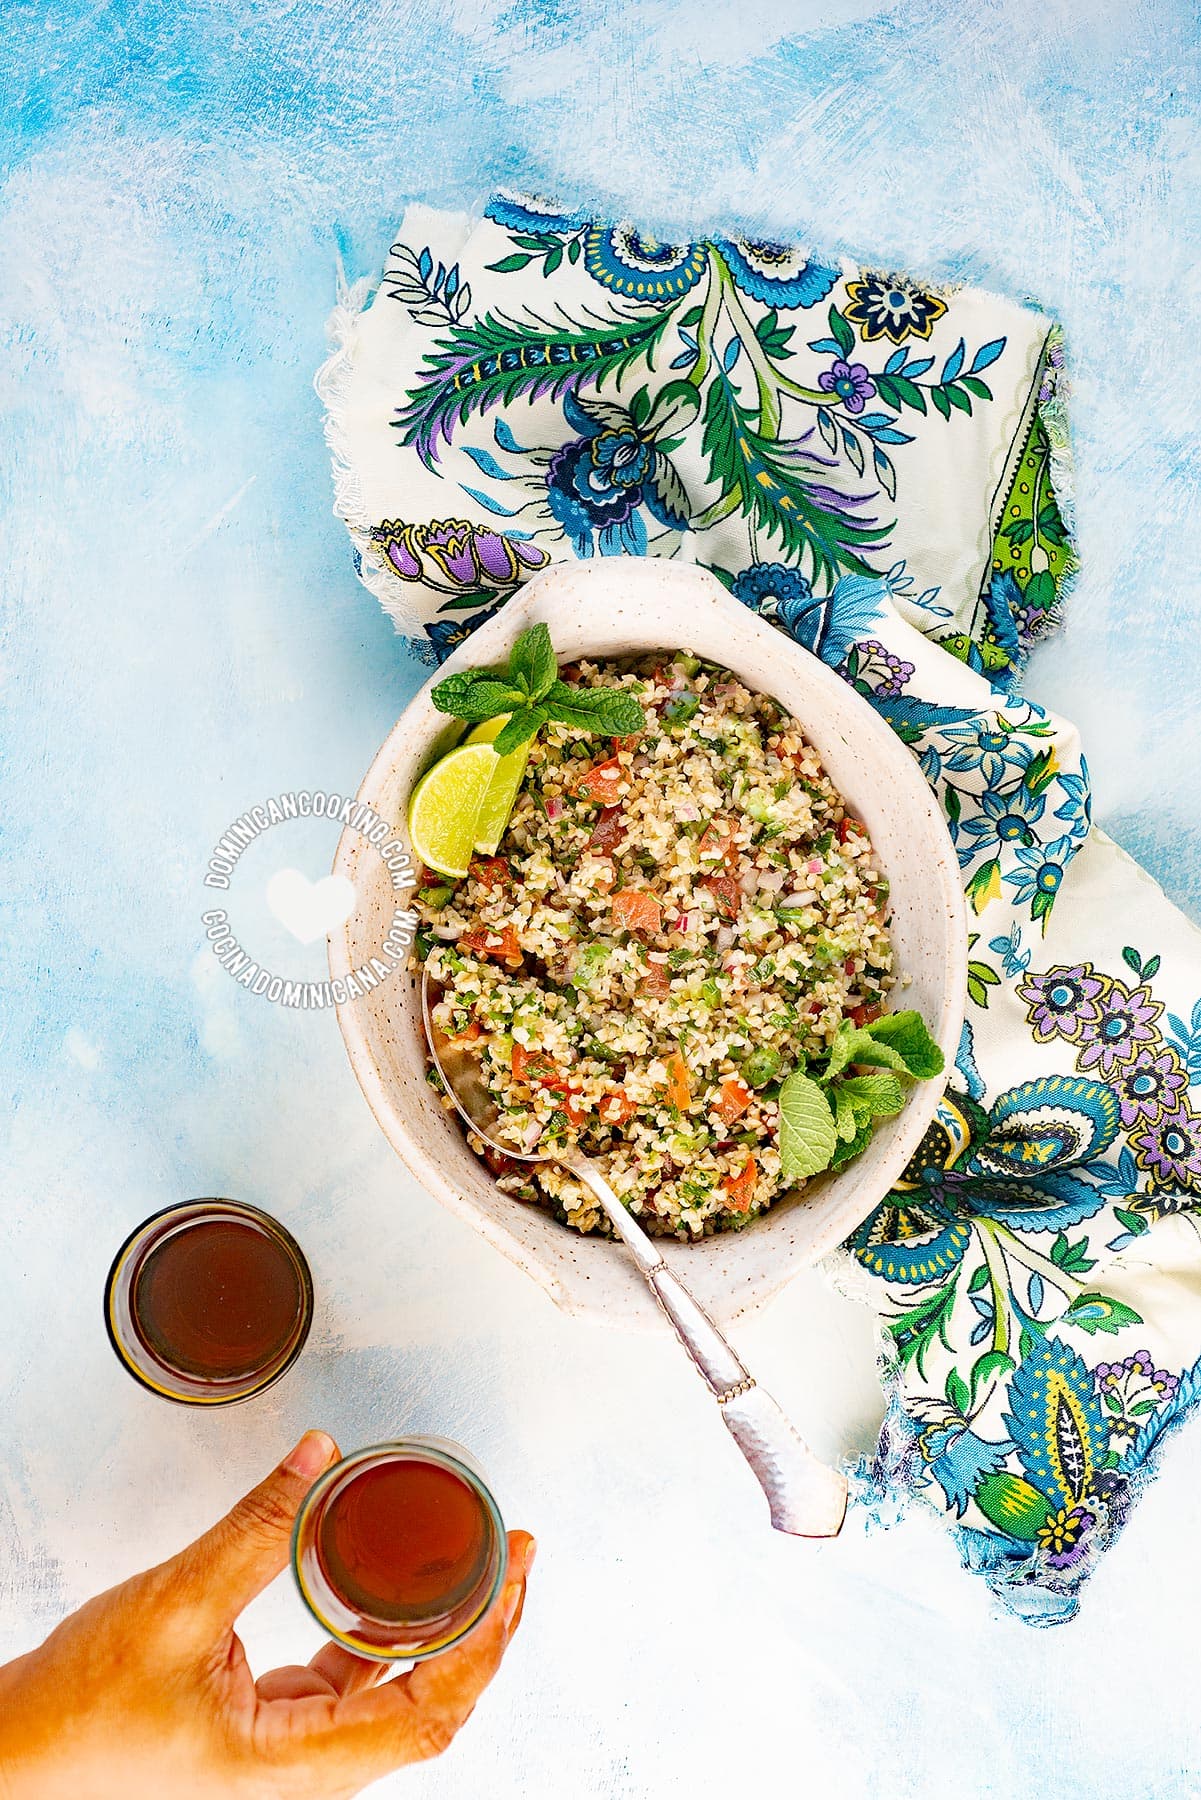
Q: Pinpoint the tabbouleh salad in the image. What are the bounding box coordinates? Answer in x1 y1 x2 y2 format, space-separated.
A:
412 649 911 1240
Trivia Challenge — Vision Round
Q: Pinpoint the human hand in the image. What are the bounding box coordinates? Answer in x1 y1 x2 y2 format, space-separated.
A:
0 1432 534 1800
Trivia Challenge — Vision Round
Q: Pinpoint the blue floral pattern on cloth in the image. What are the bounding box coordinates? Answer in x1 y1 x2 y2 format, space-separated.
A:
323 193 1201 1624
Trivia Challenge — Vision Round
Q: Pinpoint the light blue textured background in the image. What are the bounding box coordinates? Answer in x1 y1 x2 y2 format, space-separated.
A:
3 3 1200 1796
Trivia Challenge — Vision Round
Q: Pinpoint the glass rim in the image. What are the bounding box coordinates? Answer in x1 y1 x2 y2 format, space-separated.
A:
103 1197 314 1407
291 1438 508 1662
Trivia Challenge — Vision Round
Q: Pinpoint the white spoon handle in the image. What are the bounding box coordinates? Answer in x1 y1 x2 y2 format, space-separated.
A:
566 1152 848 1539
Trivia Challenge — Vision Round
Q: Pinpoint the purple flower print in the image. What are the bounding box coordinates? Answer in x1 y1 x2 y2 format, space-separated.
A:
1036 1502 1096 1573
1038 337 1066 405
1077 980 1162 1077
372 518 549 592
1113 1047 1189 1129
1017 965 1106 1044
1095 1351 1179 1449
818 358 877 415
849 639 915 698
1131 1106 1201 1192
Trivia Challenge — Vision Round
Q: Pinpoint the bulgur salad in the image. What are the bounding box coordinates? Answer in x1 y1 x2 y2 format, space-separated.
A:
411 639 942 1241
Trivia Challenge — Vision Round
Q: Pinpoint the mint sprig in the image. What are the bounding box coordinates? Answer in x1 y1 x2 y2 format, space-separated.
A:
778 1010 943 1183
431 623 646 756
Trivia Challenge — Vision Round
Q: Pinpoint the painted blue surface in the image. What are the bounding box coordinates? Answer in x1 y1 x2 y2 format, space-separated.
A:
2 4 1200 1796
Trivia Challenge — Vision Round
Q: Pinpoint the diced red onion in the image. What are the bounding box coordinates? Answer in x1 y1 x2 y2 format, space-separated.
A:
545 797 565 821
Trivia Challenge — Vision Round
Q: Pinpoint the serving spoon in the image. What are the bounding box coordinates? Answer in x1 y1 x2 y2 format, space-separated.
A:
423 970 848 1538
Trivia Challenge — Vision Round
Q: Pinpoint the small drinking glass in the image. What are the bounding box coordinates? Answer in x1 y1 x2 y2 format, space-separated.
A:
292 1438 507 1661
104 1198 314 1405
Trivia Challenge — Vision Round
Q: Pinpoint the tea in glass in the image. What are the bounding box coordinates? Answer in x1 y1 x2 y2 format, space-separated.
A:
105 1199 313 1404
292 1439 506 1659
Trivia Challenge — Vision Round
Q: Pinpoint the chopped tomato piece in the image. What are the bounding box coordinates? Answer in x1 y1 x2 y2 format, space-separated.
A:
722 1154 758 1212
850 1001 884 1029
665 1050 691 1110
844 957 857 977
571 756 625 806
537 1073 589 1125
598 1090 638 1126
510 1041 552 1083
836 815 859 845
468 855 510 889
510 1043 588 1124
459 924 523 969
703 873 741 921
612 889 663 935
448 1020 484 1044
482 1144 522 1179
641 957 671 999
713 1077 753 1124
611 733 642 754
588 806 626 853
697 820 737 867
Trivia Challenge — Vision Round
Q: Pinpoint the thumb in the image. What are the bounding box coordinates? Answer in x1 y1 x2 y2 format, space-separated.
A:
163 1430 340 1629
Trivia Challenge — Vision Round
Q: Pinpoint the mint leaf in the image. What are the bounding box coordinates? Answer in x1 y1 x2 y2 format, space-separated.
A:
831 1120 873 1171
831 1083 858 1143
544 681 646 736
592 690 650 733
843 1036 910 1073
508 623 558 702
865 1010 944 1079
432 674 523 720
834 1071 906 1120
823 1021 907 1077
493 705 549 755
824 1020 867 1082
778 1071 837 1181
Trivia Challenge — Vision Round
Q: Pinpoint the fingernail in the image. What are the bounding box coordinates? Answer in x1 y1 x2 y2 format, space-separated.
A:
523 1537 538 1573
502 1579 523 1631
284 1430 338 1480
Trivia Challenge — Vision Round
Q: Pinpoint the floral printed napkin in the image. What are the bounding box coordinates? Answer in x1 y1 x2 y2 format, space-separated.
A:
321 193 1201 1623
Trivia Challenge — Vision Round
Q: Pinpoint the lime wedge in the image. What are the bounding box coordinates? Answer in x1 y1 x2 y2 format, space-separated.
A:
463 715 510 746
464 714 531 854
407 743 499 879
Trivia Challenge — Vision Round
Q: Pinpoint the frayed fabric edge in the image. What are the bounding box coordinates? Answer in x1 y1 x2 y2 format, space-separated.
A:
1013 324 1079 673
838 1267 1201 1627
315 267 376 533
315 267 435 651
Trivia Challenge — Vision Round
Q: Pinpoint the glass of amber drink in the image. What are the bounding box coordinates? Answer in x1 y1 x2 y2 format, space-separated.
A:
291 1438 507 1661
104 1198 313 1404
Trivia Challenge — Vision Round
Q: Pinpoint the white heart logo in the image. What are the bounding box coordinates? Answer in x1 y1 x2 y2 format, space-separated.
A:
265 869 358 945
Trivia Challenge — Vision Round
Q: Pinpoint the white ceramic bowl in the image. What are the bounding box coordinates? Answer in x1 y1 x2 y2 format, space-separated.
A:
332 558 966 1329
